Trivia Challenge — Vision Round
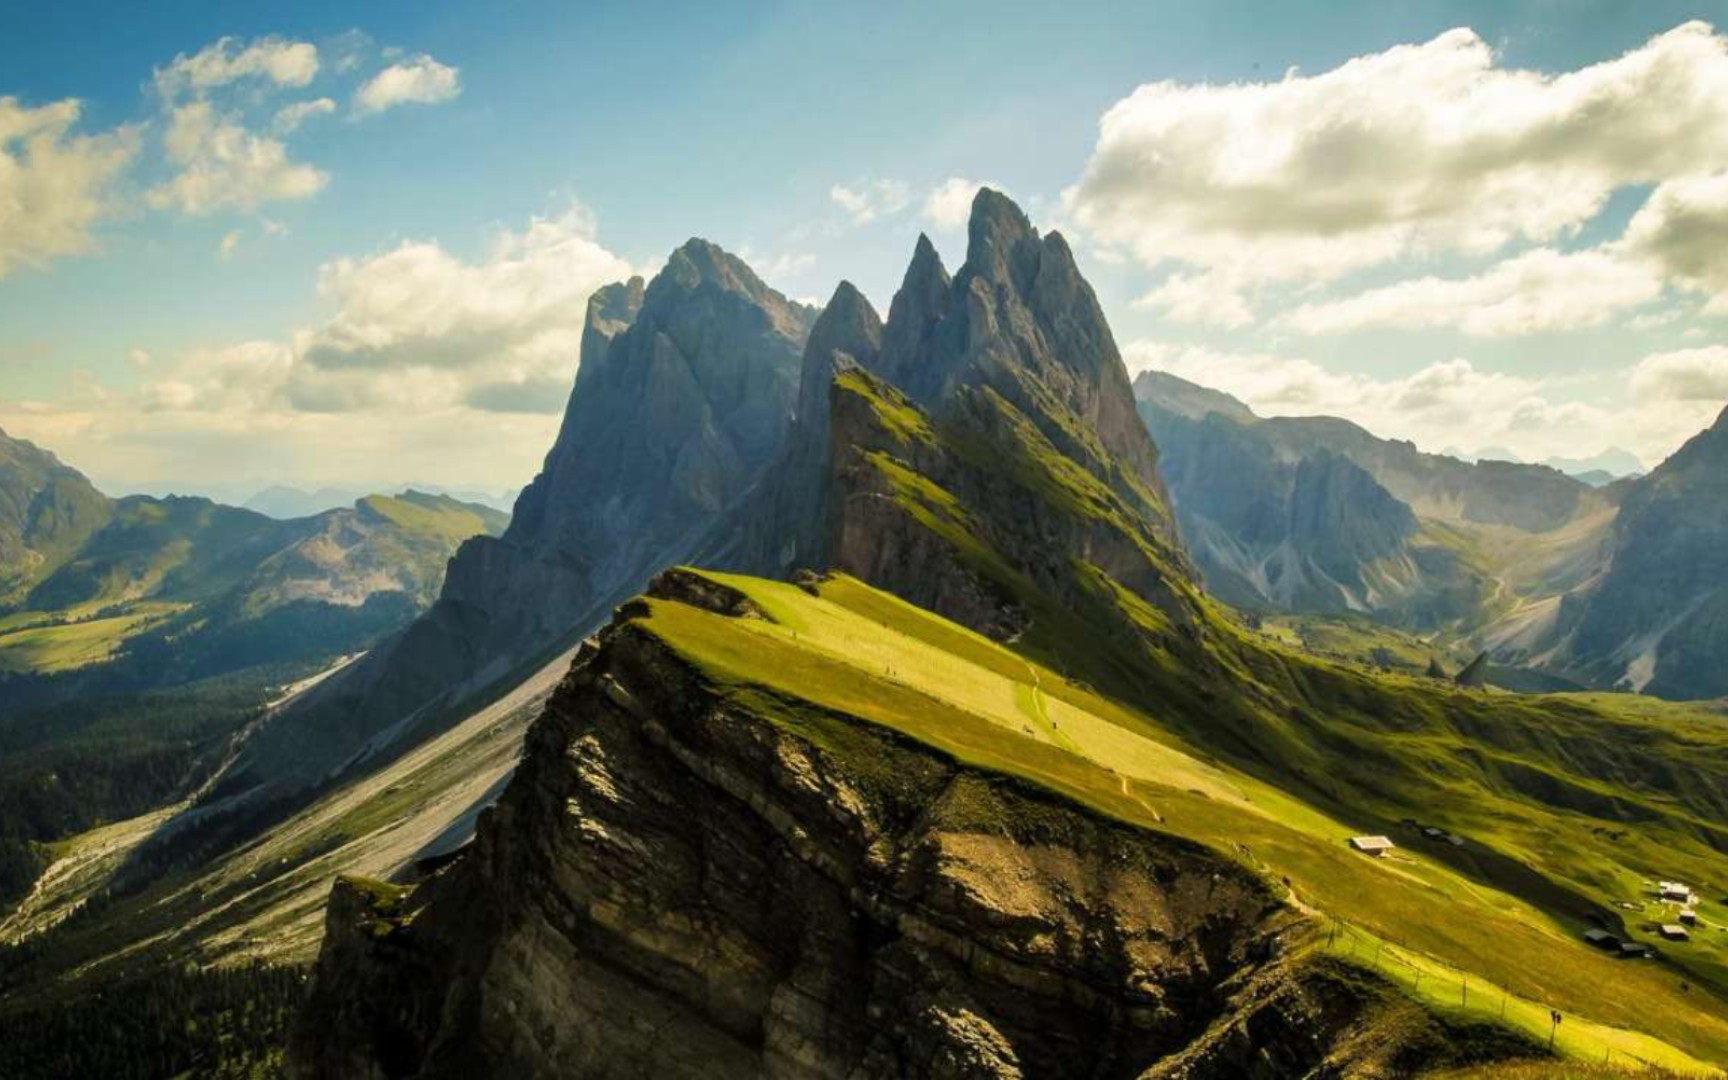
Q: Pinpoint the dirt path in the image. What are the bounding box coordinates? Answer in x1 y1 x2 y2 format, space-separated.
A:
1115 772 1165 824
1020 659 1085 754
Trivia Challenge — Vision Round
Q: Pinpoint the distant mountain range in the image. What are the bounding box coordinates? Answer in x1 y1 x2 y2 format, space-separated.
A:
1134 374 1619 640
244 483 519 519
0 428 507 697
1135 370 1727 699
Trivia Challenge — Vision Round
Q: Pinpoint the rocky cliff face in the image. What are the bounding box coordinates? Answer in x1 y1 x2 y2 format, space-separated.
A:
1554 406 1728 698
227 242 816 794
287 572 1499 1079
703 281 884 577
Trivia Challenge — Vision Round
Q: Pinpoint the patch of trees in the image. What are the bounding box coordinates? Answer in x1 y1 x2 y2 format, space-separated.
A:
0 668 283 909
0 961 306 1079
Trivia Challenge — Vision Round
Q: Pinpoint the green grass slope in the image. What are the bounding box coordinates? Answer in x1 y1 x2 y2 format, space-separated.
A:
643 569 1727 1072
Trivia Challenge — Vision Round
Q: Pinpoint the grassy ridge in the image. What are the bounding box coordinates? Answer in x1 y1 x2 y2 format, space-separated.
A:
642 570 1728 1071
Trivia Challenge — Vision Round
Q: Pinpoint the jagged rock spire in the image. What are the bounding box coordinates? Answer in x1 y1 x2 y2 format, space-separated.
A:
879 234 952 393
796 280 883 427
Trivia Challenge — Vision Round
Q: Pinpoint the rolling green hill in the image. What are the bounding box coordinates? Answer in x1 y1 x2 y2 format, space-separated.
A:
0 488 508 688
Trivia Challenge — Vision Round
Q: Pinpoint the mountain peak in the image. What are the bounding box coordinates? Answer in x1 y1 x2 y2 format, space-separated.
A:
964 187 1037 286
1133 370 1258 425
810 280 881 353
797 281 883 424
660 237 771 299
904 233 949 291
879 234 954 391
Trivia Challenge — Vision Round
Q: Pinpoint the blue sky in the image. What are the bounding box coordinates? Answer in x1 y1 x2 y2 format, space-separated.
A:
2 0 1726 498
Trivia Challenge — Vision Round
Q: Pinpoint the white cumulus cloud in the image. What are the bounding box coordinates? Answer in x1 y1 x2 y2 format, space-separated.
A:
1135 271 1253 329
830 179 911 225
273 97 337 134
154 36 320 98
354 55 461 116
148 100 328 215
1067 22 1728 284
5 205 637 492
292 202 632 412
0 97 138 279
1630 346 1728 403
1623 171 1728 314
1282 247 1664 336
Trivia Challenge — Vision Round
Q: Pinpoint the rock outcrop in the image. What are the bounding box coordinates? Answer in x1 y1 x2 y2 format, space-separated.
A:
287 576 1506 1079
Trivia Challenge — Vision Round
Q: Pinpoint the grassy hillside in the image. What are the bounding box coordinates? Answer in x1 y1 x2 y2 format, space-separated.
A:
0 429 114 608
357 490 510 547
642 569 1728 1071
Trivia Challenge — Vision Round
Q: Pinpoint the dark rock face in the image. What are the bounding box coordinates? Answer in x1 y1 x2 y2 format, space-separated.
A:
286 586 1418 1080
1559 406 1728 698
230 243 816 793
703 281 883 578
